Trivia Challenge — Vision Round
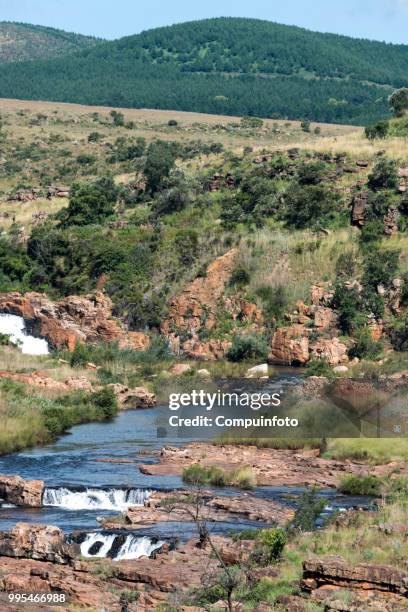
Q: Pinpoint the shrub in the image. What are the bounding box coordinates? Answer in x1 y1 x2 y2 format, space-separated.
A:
91 387 118 419
69 341 89 367
331 284 365 335
255 285 289 322
167 119 178 126
290 487 325 531
305 359 333 378
348 329 382 360
297 160 326 185
339 475 382 496
252 528 287 565
144 140 177 192
229 466 256 489
229 265 251 288
283 183 340 229
362 249 400 291
110 110 125 126
61 176 118 226
300 119 311 132
365 120 389 140
227 334 269 362
367 157 399 191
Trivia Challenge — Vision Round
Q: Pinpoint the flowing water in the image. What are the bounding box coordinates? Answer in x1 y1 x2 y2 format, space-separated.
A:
0 369 374 557
0 314 49 355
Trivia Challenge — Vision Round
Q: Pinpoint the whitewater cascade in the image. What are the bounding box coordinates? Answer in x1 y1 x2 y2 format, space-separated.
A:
80 533 165 560
0 314 49 355
42 487 152 511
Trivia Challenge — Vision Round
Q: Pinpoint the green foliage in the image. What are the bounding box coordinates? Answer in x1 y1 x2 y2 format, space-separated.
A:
362 249 400 291
241 116 264 128
389 88 408 117
0 18 404 124
332 284 366 334
229 265 251 288
300 119 311 132
182 464 227 487
339 474 382 496
60 176 118 226
227 333 269 362
367 157 399 191
305 359 334 378
90 387 118 419
282 183 340 229
144 140 177 192
255 285 289 323
110 110 125 126
290 487 326 531
251 528 287 566
365 120 389 140
348 329 382 360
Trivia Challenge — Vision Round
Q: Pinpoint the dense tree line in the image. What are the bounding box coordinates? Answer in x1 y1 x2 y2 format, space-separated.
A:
0 17 405 124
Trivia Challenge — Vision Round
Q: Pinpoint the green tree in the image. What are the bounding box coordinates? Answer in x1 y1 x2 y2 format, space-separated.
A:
144 140 177 192
389 88 408 117
61 176 118 226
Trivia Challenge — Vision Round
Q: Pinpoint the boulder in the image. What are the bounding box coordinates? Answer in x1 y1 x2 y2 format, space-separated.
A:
197 368 211 378
310 338 348 365
0 475 44 507
333 366 349 374
245 363 269 378
107 383 156 408
269 326 309 365
170 363 192 376
182 338 232 361
0 523 77 563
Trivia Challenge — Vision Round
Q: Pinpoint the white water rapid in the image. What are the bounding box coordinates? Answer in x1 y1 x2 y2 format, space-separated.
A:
0 314 49 355
80 533 165 560
42 487 152 511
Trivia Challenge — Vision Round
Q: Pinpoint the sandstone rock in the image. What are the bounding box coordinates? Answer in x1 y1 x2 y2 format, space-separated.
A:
107 383 156 408
310 338 348 365
245 363 269 378
161 249 237 341
182 338 232 361
269 325 309 365
302 556 408 598
0 523 77 563
311 282 334 306
0 291 146 352
171 363 192 376
351 192 368 227
197 368 211 378
0 475 44 507
124 331 150 351
314 306 338 330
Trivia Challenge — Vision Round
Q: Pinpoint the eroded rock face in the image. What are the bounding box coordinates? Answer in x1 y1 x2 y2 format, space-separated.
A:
182 338 232 360
0 291 149 351
0 523 77 563
302 556 408 599
0 475 44 507
310 337 348 365
269 325 310 365
107 383 156 408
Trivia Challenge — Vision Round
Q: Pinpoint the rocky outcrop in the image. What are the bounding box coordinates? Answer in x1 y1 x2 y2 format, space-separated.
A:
0 475 44 507
302 556 408 599
309 337 348 365
0 523 77 563
182 338 232 360
103 490 293 530
0 291 149 351
106 383 156 408
161 249 238 339
269 325 310 365
0 372 156 408
351 191 368 227
138 443 399 488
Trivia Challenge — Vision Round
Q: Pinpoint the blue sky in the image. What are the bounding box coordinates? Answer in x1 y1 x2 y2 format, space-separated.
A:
1 0 408 43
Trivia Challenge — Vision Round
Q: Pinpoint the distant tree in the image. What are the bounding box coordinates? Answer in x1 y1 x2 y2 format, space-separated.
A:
367 157 398 191
110 110 125 126
300 119 311 132
389 88 408 117
365 120 389 140
61 176 118 226
144 140 177 192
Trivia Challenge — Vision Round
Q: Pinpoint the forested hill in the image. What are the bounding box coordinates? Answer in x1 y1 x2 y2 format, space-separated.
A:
0 17 407 124
0 22 102 64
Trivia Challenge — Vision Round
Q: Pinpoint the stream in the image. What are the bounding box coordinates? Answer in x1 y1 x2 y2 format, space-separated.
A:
0 371 375 560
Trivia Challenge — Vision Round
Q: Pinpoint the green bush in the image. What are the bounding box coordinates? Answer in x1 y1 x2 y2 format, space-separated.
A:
283 183 340 229
348 329 382 360
227 334 269 362
255 285 289 322
91 387 118 419
229 265 251 288
60 176 118 226
367 157 399 191
305 359 333 378
252 528 287 565
339 475 382 496
365 120 389 140
290 487 325 531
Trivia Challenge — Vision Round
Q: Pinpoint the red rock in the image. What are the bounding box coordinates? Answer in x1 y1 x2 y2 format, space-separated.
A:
269 325 310 365
0 475 44 507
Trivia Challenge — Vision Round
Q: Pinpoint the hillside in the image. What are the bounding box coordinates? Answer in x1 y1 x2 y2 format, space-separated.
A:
0 22 102 63
0 18 406 124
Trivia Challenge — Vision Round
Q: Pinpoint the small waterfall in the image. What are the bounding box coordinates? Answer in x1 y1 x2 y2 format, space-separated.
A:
0 314 49 355
80 533 165 560
43 487 151 511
